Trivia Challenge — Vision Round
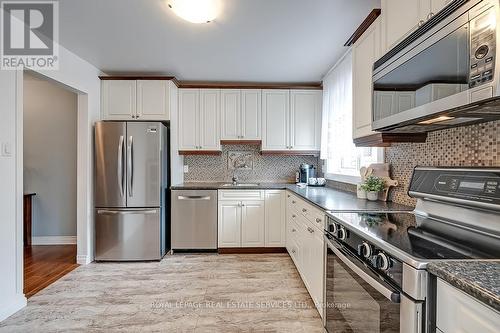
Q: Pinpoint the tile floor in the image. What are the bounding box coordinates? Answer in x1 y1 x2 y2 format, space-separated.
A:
0 254 324 332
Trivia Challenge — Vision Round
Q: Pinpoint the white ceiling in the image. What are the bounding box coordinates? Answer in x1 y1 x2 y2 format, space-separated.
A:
59 0 380 82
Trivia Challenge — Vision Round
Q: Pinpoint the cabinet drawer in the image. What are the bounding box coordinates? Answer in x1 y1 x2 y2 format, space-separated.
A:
437 279 500 333
218 190 264 201
305 207 325 231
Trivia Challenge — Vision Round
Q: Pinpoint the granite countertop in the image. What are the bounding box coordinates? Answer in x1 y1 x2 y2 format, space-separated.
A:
171 182 413 212
427 260 500 312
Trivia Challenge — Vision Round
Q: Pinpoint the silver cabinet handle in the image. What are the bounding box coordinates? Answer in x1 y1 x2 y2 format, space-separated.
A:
307 227 314 233
177 195 211 200
427 12 434 20
97 209 157 215
292 228 296 232
292 214 296 218
418 19 425 27
117 135 124 197
292 200 296 204
302 208 307 212
127 136 133 197
316 218 322 223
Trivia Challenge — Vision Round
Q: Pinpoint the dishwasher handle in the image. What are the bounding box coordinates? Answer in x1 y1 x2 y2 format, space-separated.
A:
177 195 212 201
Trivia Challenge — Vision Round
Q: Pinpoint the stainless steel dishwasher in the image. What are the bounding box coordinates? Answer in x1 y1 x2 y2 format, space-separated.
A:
171 190 217 251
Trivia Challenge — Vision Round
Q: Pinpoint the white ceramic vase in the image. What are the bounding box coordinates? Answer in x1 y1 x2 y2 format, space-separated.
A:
366 191 379 201
357 184 367 199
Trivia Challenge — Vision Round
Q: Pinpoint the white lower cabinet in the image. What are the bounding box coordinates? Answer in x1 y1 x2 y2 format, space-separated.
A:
218 201 242 247
241 201 265 247
285 192 325 318
265 190 286 247
436 278 500 333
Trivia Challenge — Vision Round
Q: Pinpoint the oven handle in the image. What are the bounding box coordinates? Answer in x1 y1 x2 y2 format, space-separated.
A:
325 235 401 304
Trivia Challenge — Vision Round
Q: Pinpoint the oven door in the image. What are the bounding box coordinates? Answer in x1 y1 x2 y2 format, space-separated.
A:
324 234 402 333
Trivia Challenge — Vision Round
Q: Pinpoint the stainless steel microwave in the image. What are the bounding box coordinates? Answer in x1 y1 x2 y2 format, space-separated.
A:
372 0 500 133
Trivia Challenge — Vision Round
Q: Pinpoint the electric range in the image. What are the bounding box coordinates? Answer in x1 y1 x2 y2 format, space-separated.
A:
323 167 500 333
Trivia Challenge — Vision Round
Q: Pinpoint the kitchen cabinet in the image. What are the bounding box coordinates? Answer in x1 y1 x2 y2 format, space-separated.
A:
218 190 265 248
221 89 261 140
262 90 322 151
436 278 500 333
101 80 172 121
381 0 452 53
352 17 381 139
285 192 325 318
264 190 286 247
178 89 221 151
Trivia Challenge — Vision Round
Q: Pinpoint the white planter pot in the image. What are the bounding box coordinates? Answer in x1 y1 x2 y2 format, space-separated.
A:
357 184 367 199
366 191 379 201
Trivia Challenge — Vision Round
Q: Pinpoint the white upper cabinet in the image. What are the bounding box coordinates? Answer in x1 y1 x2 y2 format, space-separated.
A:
199 89 221 150
352 18 381 139
221 90 241 140
241 89 261 140
262 89 322 151
290 90 322 151
178 89 221 151
101 80 137 120
381 0 452 54
262 90 290 150
136 80 171 121
102 79 171 121
220 89 261 140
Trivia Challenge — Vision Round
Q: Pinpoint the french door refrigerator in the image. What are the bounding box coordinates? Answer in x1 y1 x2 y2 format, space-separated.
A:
94 121 169 261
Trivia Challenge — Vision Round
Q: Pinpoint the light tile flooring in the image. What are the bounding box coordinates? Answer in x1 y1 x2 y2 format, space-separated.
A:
0 254 324 332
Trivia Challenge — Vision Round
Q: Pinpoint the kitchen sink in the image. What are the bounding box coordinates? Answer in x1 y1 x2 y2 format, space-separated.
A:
222 183 260 187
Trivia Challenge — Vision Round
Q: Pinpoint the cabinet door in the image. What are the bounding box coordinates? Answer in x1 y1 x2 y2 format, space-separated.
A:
382 0 427 51
136 80 170 121
200 89 221 150
352 20 380 139
218 201 241 247
309 228 324 316
290 90 322 150
241 89 262 140
241 200 265 247
221 90 241 140
178 89 199 150
265 190 286 247
101 80 136 120
262 90 289 150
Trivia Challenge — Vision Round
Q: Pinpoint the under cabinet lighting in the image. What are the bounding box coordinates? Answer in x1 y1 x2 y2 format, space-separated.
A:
168 0 221 24
418 116 455 125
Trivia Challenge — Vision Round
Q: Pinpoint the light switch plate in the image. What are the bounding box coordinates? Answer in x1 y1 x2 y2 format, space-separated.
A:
1 142 12 157
183 165 189 173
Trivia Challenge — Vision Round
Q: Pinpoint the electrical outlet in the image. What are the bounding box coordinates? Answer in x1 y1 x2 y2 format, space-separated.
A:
1 142 12 157
183 165 189 173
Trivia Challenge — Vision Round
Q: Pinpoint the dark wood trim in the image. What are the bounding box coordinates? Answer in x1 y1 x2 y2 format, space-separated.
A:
99 75 177 81
353 133 428 147
177 81 323 90
344 9 382 46
178 150 222 156
221 140 262 145
260 150 320 157
218 247 287 254
23 193 36 247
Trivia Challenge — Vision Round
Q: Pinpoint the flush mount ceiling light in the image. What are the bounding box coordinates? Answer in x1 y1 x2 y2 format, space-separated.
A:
168 0 221 23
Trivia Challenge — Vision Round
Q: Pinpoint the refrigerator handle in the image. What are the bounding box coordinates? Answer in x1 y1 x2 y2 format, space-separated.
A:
127 135 134 197
117 135 124 197
97 209 158 215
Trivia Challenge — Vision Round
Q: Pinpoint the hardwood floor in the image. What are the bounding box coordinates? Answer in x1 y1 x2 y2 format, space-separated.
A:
24 245 79 298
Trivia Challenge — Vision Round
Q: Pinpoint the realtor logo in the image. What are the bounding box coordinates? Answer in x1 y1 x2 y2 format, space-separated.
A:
1 1 59 70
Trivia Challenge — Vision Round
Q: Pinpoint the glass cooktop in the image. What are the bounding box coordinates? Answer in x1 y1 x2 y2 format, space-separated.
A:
326 212 500 261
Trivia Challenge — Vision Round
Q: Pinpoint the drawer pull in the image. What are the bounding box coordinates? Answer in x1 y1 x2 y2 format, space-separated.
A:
307 227 315 233
316 218 322 223
291 249 296 254
292 214 296 218
287 194 290 198
302 208 307 212
292 228 296 232
292 200 296 204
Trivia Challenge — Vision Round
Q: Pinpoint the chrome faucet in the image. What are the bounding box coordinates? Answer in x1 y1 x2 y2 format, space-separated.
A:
232 170 238 185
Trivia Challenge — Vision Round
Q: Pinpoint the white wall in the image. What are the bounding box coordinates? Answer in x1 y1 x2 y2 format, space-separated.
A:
0 43 101 321
24 73 78 239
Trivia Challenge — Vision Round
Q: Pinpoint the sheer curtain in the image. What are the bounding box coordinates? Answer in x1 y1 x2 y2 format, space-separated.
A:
321 50 381 182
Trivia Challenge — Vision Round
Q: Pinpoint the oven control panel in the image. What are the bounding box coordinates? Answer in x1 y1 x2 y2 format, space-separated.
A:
469 7 496 88
409 167 500 208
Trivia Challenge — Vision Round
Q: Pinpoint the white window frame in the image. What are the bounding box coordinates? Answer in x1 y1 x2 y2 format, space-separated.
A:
324 148 385 184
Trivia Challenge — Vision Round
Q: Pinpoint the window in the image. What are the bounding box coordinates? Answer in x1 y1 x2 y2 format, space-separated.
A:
320 51 383 184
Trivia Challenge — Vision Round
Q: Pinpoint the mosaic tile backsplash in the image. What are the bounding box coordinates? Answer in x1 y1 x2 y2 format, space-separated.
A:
183 144 319 183
385 120 500 206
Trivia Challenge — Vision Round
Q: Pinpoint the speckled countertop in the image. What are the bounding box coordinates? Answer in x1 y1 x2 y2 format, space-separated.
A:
428 260 500 312
171 182 413 212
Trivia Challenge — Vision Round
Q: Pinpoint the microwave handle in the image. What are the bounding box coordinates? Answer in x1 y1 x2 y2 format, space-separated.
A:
325 235 401 303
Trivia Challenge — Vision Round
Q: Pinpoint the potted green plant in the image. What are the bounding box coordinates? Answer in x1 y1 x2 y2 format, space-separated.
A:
361 176 385 201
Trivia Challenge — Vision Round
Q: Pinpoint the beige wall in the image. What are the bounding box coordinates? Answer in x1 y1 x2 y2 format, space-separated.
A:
23 73 78 238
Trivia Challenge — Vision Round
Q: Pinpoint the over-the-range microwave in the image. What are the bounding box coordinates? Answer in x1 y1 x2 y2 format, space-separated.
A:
372 0 500 133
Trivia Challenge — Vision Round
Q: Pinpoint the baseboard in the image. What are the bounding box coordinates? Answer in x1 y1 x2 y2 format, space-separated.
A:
0 294 26 322
32 236 77 245
218 247 287 254
76 254 91 265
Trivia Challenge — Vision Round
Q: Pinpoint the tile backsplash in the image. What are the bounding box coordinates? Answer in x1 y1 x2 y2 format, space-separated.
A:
183 144 319 183
386 120 500 206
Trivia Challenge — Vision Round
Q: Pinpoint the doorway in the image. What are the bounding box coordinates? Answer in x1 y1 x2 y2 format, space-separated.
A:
22 71 79 298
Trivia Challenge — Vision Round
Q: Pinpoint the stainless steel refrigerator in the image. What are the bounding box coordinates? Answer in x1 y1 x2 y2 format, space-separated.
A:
94 121 169 261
